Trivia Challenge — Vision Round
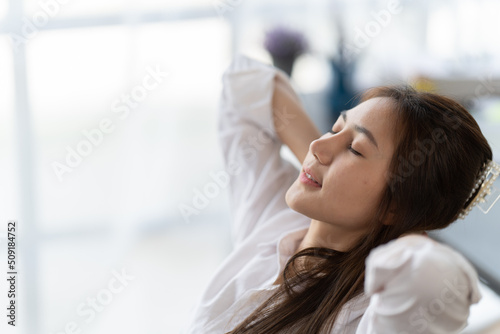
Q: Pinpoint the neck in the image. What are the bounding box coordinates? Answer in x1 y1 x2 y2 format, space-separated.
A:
274 219 367 286
296 219 367 253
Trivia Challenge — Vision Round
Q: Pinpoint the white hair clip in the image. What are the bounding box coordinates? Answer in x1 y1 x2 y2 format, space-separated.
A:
459 160 500 220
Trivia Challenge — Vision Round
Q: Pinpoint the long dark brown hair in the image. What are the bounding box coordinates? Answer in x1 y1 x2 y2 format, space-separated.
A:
226 85 492 334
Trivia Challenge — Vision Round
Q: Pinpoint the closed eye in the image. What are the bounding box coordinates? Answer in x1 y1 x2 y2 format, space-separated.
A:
348 145 363 157
326 130 364 157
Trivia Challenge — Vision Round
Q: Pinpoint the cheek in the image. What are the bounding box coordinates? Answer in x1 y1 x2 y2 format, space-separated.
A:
360 174 384 192
356 170 390 212
326 166 386 207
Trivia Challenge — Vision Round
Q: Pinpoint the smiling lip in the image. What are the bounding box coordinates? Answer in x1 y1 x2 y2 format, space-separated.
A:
303 167 322 185
300 167 322 188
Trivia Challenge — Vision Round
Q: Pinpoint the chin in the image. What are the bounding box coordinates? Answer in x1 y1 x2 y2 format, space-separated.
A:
285 186 294 208
285 186 300 211
285 186 311 217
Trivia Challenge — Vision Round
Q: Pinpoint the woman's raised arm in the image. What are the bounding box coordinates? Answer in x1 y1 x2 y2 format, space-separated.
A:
272 73 322 165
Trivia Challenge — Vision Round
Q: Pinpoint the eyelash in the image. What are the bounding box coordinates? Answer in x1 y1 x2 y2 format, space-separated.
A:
326 130 363 157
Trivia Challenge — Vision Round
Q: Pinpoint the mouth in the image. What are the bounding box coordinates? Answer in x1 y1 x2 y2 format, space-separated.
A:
300 167 322 187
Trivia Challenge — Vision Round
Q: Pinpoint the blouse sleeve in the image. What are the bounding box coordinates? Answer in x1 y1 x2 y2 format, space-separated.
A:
356 235 482 334
217 55 301 247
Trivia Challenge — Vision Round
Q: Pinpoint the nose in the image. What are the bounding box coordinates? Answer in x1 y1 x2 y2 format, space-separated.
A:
309 134 338 165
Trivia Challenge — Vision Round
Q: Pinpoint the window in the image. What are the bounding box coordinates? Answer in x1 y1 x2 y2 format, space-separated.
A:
1 2 233 333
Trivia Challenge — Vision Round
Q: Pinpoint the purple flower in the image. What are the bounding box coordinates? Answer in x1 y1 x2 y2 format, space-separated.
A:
264 26 308 59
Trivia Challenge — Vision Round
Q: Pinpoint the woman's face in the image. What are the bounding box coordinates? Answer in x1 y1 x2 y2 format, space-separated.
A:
286 97 397 232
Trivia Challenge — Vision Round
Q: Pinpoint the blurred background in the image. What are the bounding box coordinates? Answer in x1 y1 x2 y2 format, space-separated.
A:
0 0 500 333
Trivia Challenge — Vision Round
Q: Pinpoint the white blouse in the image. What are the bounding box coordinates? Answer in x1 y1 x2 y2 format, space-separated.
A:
181 55 482 334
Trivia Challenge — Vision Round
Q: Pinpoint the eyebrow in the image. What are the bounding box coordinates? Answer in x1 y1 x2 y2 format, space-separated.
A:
341 111 379 149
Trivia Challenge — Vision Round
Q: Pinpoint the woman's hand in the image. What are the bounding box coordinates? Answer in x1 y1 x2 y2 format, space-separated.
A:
272 73 322 165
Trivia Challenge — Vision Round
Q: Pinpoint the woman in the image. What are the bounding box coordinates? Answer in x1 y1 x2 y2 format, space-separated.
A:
182 55 499 333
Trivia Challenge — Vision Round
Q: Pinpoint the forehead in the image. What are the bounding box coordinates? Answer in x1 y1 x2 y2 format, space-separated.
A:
345 97 397 154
